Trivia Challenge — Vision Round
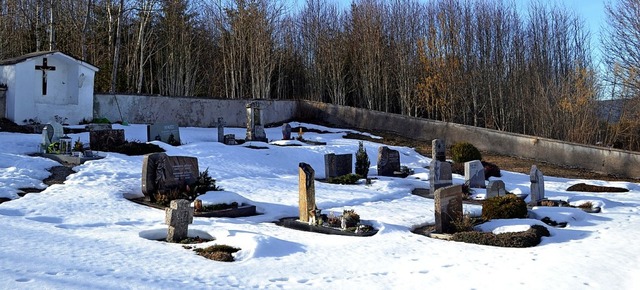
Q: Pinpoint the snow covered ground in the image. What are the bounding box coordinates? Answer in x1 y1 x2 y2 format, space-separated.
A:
1 122 639 289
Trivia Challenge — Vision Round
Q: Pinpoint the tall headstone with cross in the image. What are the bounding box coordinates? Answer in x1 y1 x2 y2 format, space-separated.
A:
432 139 446 162
165 199 194 242
298 162 316 223
0 51 99 125
246 102 268 142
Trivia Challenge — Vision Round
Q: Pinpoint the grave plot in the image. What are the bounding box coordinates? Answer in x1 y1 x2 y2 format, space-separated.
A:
129 153 259 218
275 163 378 237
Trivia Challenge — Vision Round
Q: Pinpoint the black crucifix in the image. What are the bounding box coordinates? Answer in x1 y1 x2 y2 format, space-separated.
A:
35 58 56 95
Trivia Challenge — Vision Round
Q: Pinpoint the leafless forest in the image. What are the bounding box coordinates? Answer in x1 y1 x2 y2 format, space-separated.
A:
1 0 639 150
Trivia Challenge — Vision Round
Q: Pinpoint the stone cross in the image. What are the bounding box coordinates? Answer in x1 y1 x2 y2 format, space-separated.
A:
35 57 56 95
530 165 545 205
298 162 316 223
429 160 452 195
216 117 226 143
486 180 506 199
434 184 463 234
165 199 194 242
432 139 446 162
464 160 485 188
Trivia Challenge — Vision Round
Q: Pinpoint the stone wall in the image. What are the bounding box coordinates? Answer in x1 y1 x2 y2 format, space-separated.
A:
91 95 640 179
0 88 5 119
296 101 640 179
94 94 298 127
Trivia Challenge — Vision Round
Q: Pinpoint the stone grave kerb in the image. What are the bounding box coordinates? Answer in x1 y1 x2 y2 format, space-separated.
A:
298 162 316 223
165 199 194 242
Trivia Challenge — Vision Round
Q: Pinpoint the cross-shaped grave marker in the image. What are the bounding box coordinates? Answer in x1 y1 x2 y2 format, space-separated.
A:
165 199 194 242
35 58 56 95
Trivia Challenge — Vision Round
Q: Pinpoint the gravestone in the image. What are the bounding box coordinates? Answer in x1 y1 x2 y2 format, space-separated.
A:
89 129 125 151
298 162 316 223
147 123 181 145
486 180 506 199
432 139 446 162
42 122 64 145
165 199 194 242
282 123 292 140
377 146 401 176
141 153 199 201
434 184 463 234
246 102 268 142
429 160 453 195
530 165 545 205
223 134 237 145
464 160 486 188
215 117 225 143
324 153 353 179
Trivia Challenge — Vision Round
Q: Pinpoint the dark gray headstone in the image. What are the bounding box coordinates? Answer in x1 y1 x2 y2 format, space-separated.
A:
464 160 485 188
147 123 181 145
432 139 446 162
435 184 463 234
165 199 193 242
282 123 292 140
530 165 545 205
299 163 316 223
223 134 237 145
89 129 126 151
377 146 401 176
216 117 225 143
486 180 506 199
324 153 353 179
141 153 199 201
429 160 453 195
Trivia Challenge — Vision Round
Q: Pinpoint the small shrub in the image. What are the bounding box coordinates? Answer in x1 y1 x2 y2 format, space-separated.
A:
92 117 111 124
326 212 341 227
482 161 501 180
73 138 84 152
481 194 528 220
194 244 240 262
451 214 476 233
47 142 60 154
328 173 362 185
167 134 181 146
342 209 360 228
540 200 555 207
190 168 222 195
450 162 464 175
111 141 164 155
451 225 550 248
577 201 593 209
355 141 371 178
451 142 482 163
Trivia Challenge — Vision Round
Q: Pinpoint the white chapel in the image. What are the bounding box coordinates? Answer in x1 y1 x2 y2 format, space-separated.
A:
0 51 99 125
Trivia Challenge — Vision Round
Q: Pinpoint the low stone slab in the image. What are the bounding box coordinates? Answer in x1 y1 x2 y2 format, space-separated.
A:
38 153 104 165
126 198 259 218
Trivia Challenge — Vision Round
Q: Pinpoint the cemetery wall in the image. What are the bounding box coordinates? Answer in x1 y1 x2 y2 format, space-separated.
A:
296 101 640 179
94 94 298 127
0 88 5 118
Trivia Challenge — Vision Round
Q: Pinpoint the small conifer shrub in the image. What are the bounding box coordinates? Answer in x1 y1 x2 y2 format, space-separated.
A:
481 194 528 220
355 141 370 178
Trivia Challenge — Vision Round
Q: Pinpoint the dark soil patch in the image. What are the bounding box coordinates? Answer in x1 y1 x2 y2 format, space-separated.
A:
566 183 629 192
109 142 165 155
0 118 33 133
43 166 76 185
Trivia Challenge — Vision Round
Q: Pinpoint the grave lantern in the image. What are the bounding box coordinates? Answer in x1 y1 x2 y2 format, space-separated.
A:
59 135 72 154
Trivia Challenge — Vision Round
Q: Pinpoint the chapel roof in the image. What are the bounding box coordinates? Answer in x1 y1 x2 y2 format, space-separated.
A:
0 50 99 71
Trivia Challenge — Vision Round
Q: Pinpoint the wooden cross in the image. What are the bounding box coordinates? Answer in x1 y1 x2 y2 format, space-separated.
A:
35 58 56 95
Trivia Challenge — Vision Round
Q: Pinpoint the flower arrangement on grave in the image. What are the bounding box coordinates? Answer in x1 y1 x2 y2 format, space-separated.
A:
153 168 222 207
46 142 60 154
73 138 84 152
355 141 370 179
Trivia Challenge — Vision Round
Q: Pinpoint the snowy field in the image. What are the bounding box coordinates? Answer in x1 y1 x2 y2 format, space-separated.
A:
1 122 639 289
